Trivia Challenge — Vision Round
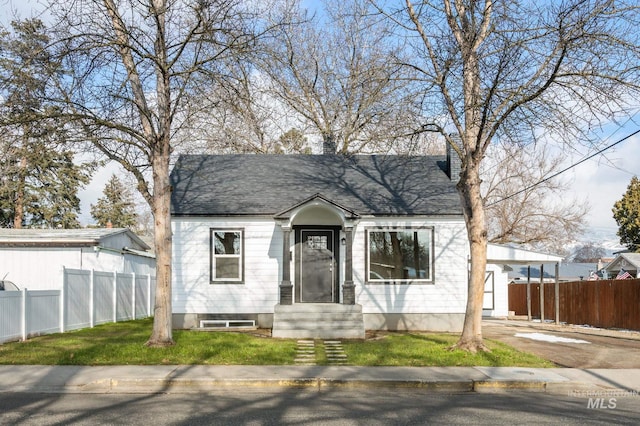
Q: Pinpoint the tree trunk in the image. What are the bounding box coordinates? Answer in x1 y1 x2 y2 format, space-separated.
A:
145 145 174 347
13 156 27 229
452 161 490 353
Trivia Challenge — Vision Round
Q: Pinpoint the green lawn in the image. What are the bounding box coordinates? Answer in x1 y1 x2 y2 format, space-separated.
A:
0 318 553 367
341 333 553 367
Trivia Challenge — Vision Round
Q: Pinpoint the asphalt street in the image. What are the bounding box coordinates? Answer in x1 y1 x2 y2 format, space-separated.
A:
2 388 639 425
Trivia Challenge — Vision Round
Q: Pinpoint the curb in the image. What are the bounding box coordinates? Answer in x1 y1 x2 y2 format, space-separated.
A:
54 377 595 394
472 380 548 393
96 378 476 393
0 377 617 395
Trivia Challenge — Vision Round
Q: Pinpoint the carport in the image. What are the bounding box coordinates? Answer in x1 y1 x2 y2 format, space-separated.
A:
485 243 563 322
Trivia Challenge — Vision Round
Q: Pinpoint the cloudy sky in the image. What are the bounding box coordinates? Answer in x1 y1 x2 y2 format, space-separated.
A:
3 1 639 244
561 128 639 242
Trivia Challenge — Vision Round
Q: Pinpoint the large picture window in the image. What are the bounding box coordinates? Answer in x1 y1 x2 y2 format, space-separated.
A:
210 228 244 283
367 228 433 283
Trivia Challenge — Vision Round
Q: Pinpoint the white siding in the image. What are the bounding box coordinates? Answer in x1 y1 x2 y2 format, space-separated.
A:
353 217 468 315
100 232 146 251
81 251 155 276
0 247 78 290
483 263 509 317
173 216 469 316
0 247 155 291
172 218 281 314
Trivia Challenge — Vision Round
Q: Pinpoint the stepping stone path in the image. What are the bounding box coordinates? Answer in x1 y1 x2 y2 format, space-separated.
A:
294 340 349 365
323 340 348 365
294 340 316 365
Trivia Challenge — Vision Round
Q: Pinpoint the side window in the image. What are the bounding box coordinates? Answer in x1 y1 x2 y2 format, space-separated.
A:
366 228 433 283
210 229 244 283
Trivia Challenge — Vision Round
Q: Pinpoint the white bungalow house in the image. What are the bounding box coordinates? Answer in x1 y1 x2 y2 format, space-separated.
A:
0 228 155 291
604 252 640 279
170 146 473 338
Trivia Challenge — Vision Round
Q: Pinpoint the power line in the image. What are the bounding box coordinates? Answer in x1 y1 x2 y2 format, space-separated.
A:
486 128 640 207
482 111 640 177
587 111 640 174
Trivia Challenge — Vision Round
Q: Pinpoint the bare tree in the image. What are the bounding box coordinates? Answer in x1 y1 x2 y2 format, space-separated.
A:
373 0 640 351
46 0 278 346
482 143 588 256
194 63 300 154
571 242 607 263
261 0 420 154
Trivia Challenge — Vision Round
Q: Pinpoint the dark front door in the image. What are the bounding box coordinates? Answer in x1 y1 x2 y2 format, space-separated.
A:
298 229 336 303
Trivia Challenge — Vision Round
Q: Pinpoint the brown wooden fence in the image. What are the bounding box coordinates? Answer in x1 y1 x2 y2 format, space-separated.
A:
508 279 640 331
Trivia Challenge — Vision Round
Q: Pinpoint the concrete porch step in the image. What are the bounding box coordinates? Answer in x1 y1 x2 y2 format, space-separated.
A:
274 303 363 312
273 321 365 330
276 329 363 339
272 303 365 339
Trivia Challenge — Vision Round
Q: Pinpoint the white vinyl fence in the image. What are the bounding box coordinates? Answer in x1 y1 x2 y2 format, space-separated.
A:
0 267 156 344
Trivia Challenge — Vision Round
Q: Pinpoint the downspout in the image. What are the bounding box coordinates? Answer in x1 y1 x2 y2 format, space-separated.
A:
526 265 531 322
539 264 545 322
554 262 560 324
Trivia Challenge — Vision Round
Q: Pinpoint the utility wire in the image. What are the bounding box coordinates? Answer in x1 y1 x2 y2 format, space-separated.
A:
486 128 640 207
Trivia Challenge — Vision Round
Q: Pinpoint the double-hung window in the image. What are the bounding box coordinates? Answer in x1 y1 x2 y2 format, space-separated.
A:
366 227 433 283
210 228 244 283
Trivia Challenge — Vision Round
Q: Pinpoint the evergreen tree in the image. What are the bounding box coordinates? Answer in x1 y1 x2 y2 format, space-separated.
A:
275 128 311 154
612 176 640 252
90 174 138 229
0 19 92 228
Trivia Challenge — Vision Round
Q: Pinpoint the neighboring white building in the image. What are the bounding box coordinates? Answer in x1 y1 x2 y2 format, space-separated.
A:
170 149 469 338
0 228 155 290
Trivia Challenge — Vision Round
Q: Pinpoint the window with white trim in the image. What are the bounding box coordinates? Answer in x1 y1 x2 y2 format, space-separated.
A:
210 228 244 283
366 228 433 283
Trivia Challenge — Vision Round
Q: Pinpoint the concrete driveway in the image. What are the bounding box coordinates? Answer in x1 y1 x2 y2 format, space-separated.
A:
482 319 640 369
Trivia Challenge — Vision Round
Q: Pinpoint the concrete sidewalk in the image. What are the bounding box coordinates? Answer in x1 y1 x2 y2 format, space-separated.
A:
1 365 639 395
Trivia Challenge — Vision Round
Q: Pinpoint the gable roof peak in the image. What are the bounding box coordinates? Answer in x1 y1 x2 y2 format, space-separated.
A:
274 193 360 220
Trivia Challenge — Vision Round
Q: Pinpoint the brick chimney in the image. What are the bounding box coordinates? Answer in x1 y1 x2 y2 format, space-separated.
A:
446 136 462 183
322 135 337 155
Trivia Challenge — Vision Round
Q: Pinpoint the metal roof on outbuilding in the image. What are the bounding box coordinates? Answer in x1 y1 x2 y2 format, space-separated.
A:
170 154 462 217
0 228 150 251
486 243 564 265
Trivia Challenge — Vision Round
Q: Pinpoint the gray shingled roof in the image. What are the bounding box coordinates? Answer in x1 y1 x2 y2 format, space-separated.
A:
170 154 462 217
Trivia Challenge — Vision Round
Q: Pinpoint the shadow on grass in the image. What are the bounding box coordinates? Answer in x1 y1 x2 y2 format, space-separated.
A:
341 332 553 367
0 320 551 367
0 318 297 366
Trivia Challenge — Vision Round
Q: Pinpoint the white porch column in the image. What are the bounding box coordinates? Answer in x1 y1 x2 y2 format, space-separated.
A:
342 226 355 305
279 225 293 305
